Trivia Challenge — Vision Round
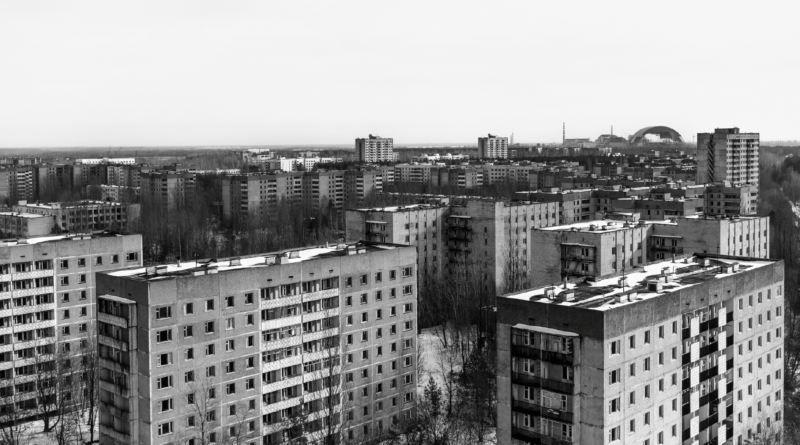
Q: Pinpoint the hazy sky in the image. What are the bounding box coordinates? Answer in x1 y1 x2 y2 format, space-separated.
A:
1 1 798 148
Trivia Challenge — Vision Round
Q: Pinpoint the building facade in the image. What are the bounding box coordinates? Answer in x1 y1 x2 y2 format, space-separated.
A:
696 128 759 187
96 242 418 445
478 134 509 159
704 184 758 217
0 233 143 419
356 135 394 163
497 255 784 445
12 200 132 233
140 171 196 210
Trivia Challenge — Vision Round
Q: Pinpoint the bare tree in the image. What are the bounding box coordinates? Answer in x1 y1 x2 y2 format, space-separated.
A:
46 347 83 445
222 400 260 445
77 326 100 443
0 391 32 445
185 375 221 445
744 412 784 444
32 334 61 432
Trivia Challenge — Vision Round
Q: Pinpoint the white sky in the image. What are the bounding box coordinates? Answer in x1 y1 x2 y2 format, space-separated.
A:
1 1 798 148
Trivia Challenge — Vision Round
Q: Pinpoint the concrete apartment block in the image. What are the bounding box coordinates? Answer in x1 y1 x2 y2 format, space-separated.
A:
0 211 55 237
497 255 784 445
530 216 770 289
704 184 758 217
697 128 759 187
0 233 143 417
345 203 448 282
96 242 418 445
12 200 132 233
140 171 196 210
356 135 394 163
478 134 509 159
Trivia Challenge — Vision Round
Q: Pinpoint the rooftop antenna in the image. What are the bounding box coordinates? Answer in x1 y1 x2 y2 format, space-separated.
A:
562 122 565 144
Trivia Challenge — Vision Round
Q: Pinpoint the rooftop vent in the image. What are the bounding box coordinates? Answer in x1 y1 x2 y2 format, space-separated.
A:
563 291 576 302
618 277 628 288
145 266 157 276
695 257 711 267
544 287 556 300
230 257 242 267
155 265 169 275
731 262 739 272
264 255 276 265
346 246 357 255
288 251 301 259
647 280 663 292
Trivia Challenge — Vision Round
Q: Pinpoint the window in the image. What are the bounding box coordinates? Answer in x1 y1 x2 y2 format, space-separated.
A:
402 285 412 295
361 312 368 323
60 277 69 286
78 258 86 267
610 340 621 355
206 344 216 356
644 330 650 344
184 325 193 338
225 339 235 352
78 274 86 284
206 299 214 311
658 325 664 338
390 270 396 280
156 307 172 320
609 369 620 384
246 314 254 326
156 329 172 343
360 294 368 304
206 366 216 377
205 321 215 334
60 259 69 269
375 272 382 283
185 303 194 315
160 398 174 412
112 254 119 263
226 382 236 394
157 421 173 436
61 293 69 302
629 335 636 349
226 318 235 330
360 274 368 285
158 353 172 366
404 320 413 331
126 252 138 261
402 266 412 277
185 370 195 382
95 256 103 265
226 361 235 373
609 426 620 442
245 293 254 304
609 397 620 413
156 375 173 389
629 363 636 377
403 303 413 313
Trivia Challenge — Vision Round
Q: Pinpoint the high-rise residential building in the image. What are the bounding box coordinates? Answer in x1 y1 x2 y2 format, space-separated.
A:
140 171 196 210
478 134 509 159
0 211 55 237
704 184 758 217
0 166 35 202
12 200 133 233
221 171 383 223
96 242 418 445
496 254 784 445
0 233 143 419
696 128 759 187
345 203 448 282
529 215 770 289
355 135 394 163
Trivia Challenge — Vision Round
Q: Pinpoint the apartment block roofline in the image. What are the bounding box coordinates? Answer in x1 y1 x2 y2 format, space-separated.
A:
499 254 778 312
106 240 412 281
0 229 131 247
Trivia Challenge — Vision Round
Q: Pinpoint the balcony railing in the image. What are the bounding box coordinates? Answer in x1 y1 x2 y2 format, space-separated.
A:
511 345 574 366
511 427 573 445
512 399 574 423
511 372 574 395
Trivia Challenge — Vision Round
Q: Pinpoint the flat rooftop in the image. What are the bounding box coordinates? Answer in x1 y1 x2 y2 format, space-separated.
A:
353 204 442 212
501 255 776 312
539 219 676 233
15 200 121 209
107 241 407 281
0 212 49 219
0 231 126 247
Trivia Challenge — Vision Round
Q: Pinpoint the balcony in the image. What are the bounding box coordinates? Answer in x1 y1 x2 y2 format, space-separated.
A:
98 312 128 328
99 379 130 397
511 372 574 395
99 426 131 444
512 399 574 423
99 357 130 374
511 427 573 445
99 335 129 351
511 345 574 366
651 245 684 254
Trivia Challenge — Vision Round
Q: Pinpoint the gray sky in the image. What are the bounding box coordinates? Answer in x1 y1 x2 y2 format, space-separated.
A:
1 1 798 148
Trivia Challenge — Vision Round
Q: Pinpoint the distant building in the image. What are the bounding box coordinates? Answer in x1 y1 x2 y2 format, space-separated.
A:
240 148 273 164
76 158 137 165
705 183 758 216
0 211 55 237
696 128 759 187
356 135 395 163
139 171 196 210
478 134 508 159
410 153 469 163
12 200 133 233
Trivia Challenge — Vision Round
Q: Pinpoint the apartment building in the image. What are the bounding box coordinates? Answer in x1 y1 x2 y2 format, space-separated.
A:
446 199 559 296
0 166 35 202
87 184 141 203
0 233 143 417
345 204 448 281
497 254 784 445
610 196 704 220
0 211 55 237
704 184 758 217
478 134 508 159
434 167 484 189
520 189 596 224
393 164 439 184
221 171 383 223
140 171 196 210
96 242 418 445
12 200 132 233
529 215 770 288
356 135 395 163
696 128 759 187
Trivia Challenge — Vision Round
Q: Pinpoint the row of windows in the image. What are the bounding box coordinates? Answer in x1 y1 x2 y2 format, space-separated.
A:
610 322 679 356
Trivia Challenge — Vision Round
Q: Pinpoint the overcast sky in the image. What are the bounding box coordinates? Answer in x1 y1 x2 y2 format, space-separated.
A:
1 1 797 148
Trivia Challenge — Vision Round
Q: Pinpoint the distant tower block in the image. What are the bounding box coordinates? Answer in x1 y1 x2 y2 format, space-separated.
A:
510 133 514 145
562 122 565 144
